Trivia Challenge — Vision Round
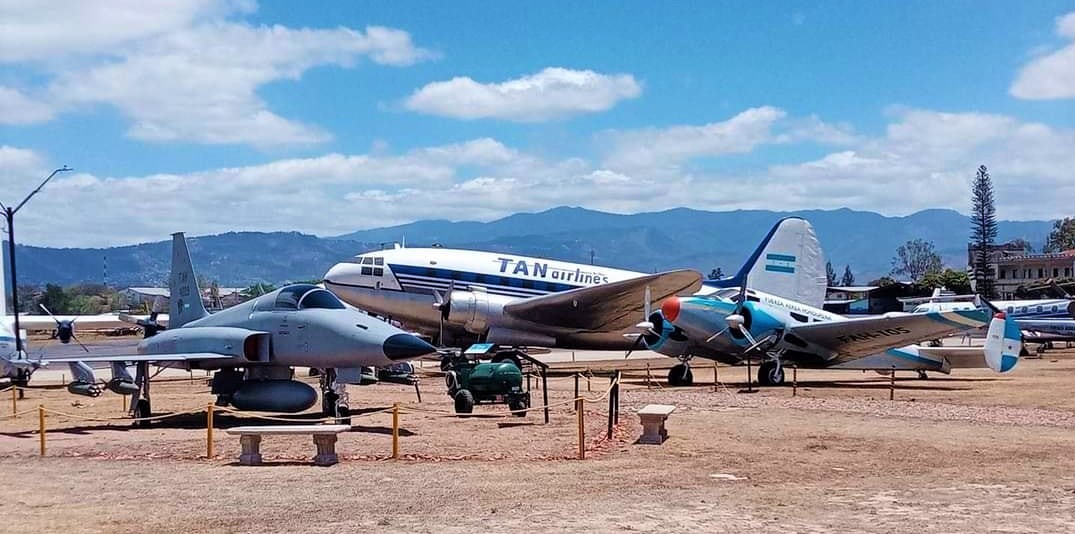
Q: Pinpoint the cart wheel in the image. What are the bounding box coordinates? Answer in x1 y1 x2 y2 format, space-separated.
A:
454 389 475 415
508 397 528 417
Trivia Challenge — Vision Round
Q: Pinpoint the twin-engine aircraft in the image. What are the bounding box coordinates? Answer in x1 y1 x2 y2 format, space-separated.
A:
323 218 825 351
325 217 1019 386
45 233 436 422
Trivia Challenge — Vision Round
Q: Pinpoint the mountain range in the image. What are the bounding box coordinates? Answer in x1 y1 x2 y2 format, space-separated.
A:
9 207 1055 288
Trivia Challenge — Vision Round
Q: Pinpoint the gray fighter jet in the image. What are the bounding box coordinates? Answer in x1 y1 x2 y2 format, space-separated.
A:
48 233 436 424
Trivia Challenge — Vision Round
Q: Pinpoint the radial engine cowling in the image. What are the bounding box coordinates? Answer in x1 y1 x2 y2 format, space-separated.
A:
641 312 691 356
445 289 512 334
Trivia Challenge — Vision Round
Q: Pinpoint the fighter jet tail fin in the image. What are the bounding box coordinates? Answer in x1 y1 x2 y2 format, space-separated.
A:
168 232 208 328
705 217 827 309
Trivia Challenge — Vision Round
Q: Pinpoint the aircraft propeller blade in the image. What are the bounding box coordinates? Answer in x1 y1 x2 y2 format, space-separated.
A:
39 304 62 326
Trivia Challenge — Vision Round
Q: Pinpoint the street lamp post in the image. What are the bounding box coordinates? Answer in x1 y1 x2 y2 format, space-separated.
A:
3 166 72 389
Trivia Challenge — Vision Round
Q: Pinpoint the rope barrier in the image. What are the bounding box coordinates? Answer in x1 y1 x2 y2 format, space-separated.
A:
0 407 40 420
212 405 395 423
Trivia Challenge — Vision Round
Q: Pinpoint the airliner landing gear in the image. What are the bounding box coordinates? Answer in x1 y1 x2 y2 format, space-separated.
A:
668 358 694 387
320 368 351 425
757 360 785 386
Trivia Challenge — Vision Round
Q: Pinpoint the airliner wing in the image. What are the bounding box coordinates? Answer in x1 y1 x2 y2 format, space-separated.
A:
503 269 702 332
788 310 990 360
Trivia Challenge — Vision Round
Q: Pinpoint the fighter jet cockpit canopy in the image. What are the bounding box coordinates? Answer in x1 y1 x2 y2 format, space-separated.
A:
273 284 346 310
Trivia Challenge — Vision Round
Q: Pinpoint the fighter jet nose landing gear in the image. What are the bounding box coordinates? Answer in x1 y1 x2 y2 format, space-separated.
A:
320 368 351 425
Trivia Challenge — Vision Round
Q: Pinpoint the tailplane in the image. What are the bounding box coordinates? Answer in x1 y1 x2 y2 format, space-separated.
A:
983 312 1020 373
168 232 208 328
705 217 827 308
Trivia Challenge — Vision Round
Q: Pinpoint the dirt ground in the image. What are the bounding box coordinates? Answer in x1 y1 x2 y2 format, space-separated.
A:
3 349 1075 533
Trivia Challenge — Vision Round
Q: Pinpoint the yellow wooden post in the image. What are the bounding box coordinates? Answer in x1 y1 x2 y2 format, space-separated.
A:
391 403 400 459
122 394 127 412
206 403 214 459
712 362 718 391
11 386 16 416
792 366 798 397
576 398 585 460
645 363 652 390
38 405 45 456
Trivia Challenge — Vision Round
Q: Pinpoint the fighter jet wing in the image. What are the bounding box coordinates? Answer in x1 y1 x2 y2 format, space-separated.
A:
44 353 235 363
787 310 990 360
502 269 703 332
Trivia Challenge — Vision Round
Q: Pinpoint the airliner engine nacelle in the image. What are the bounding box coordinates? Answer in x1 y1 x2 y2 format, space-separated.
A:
445 289 513 335
641 312 691 357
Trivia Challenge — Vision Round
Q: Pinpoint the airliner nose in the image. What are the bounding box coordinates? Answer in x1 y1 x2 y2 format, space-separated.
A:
323 262 359 283
662 296 681 322
382 334 437 361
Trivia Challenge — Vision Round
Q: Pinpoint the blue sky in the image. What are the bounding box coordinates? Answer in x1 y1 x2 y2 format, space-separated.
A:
1 1 1074 246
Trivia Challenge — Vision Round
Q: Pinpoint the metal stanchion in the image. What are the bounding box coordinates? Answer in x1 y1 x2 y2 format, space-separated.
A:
576 398 585 460
574 374 580 411
889 366 895 401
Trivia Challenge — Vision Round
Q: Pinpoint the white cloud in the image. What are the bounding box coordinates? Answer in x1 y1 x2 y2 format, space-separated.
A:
0 0 249 62
0 86 54 124
2 1 434 147
601 106 856 170
1011 12 1075 99
404 67 642 122
3 105 1074 248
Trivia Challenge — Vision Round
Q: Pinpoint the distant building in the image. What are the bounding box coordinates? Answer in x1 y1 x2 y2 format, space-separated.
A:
824 283 915 315
991 251 1075 299
967 241 1075 299
123 286 247 311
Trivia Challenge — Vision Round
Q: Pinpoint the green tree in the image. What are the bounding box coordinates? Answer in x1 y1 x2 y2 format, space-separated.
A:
918 268 973 295
868 276 897 287
891 239 942 282
970 165 998 298
840 265 855 287
38 283 68 314
825 261 837 287
1044 217 1075 253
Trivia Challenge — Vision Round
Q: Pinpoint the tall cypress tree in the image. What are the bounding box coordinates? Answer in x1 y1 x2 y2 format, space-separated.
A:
971 165 998 298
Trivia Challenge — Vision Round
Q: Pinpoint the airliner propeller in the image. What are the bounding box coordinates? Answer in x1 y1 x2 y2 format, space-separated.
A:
703 277 769 353
623 285 655 359
432 280 455 346
38 304 89 352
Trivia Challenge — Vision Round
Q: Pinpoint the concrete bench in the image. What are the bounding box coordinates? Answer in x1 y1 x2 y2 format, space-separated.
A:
225 425 350 466
637 404 676 444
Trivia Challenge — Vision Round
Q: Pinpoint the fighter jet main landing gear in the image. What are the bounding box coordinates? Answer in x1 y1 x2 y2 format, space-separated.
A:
667 357 694 387
757 360 785 386
320 368 351 425
130 361 152 427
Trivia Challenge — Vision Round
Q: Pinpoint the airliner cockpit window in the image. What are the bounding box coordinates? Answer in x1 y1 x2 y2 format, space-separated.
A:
299 289 346 310
374 257 384 265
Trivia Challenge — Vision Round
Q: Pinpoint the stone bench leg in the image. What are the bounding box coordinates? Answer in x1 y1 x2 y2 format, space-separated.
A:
312 434 339 466
239 435 263 465
639 415 668 444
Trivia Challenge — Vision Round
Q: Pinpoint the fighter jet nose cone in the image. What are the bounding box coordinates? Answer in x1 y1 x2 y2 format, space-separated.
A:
383 334 437 361
662 296 681 322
